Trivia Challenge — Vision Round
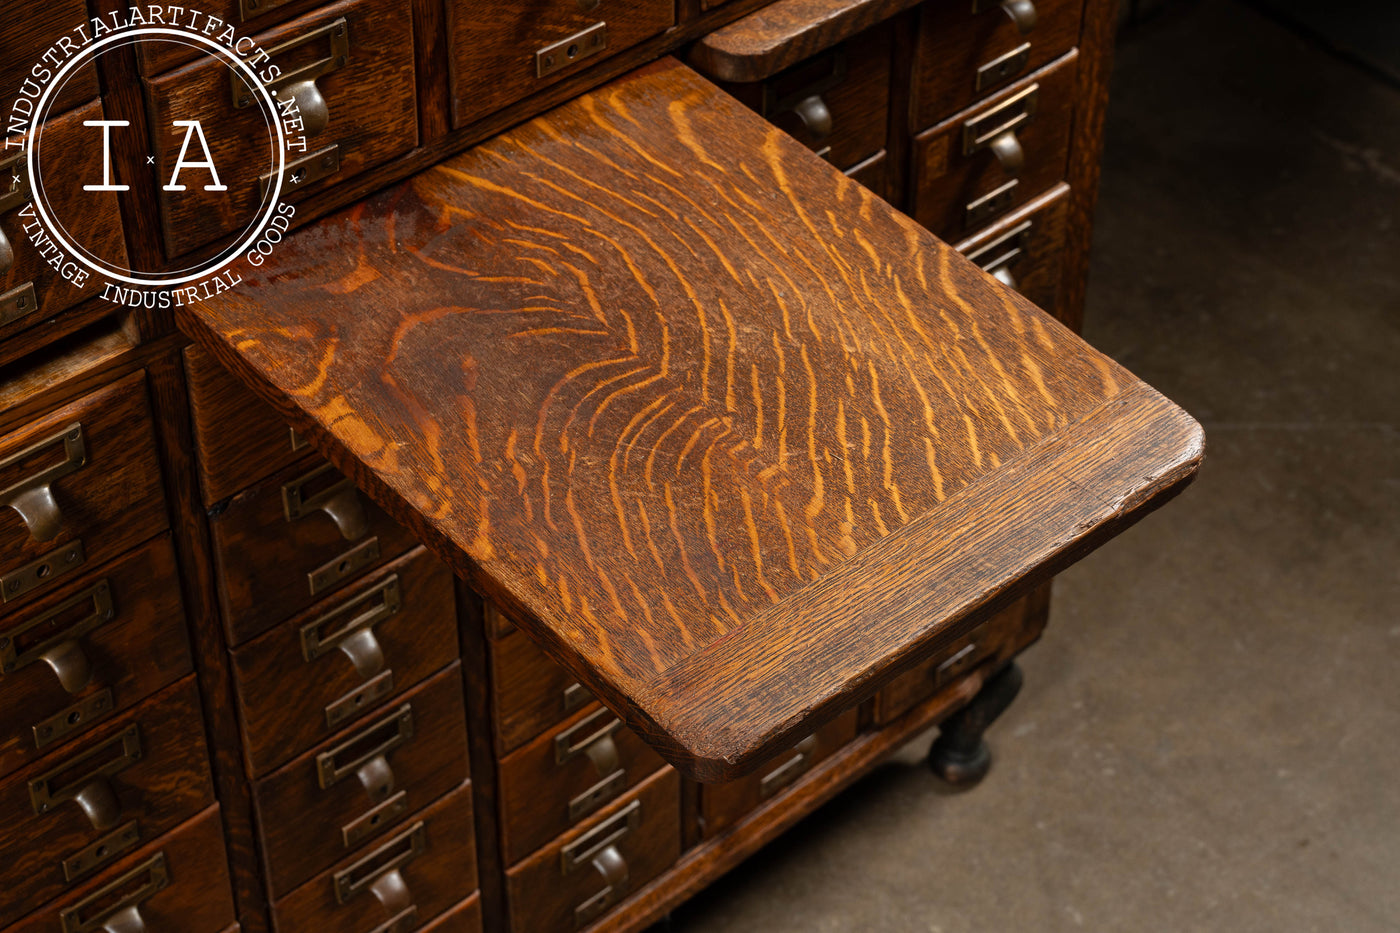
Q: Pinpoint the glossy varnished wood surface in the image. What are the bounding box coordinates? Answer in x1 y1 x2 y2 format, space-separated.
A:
180 58 1202 780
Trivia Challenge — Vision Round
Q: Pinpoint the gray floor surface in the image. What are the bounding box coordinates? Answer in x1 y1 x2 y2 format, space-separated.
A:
669 2 1400 930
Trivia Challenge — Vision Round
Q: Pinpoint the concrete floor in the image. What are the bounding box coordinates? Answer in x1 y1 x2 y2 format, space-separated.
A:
670 2 1400 930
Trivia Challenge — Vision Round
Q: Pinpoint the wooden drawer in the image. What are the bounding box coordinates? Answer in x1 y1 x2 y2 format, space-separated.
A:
136 0 352 75
446 0 676 129
233 545 458 777
717 20 892 173
7 803 235 933
491 622 595 756
846 149 888 200
697 709 857 838
500 704 666 865
0 676 214 927
955 183 1071 322
914 0 1084 128
910 50 1077 240
871 582 1050 726
0 371 167 611
184 344 319 506
423 893 483 933
506 767 680 933
272 778 478 933
0 535 193 780
2 102 129 343
254 663 469 898
209 457 419 645
0 1 101 120
144 0 418 257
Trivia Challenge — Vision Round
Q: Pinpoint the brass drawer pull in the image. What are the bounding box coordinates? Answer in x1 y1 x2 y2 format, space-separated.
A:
1 281 39 328
962 83 1039 173
1 578 115 693
334 821 425 906
763 48 846 143
283 462 369 540
964 219 1033 292
316 703 413 800
562 800 640 927
30 724 142 831
974 0 1037 35
555 706 622 775
759 734 818 799
59 851 168 933
0 422 88 543
233 17 350 137
301 573 402 678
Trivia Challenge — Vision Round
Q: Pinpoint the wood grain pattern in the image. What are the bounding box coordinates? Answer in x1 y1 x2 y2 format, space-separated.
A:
0 533 193 779
0 675 215 928
7 803 237 933
0 0 100 120
180 58 1202 780
135 0 338 76
421 892 483 933
688 0 922 82
954 182 1072 323
253 663 469 897
490 623 595 755
232 544 458 777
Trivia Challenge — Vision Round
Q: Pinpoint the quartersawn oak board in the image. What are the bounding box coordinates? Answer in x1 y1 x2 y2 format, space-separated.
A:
180 58 1203 781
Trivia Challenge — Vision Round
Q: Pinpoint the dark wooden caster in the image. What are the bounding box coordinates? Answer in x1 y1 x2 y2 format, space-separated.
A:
928 661 1024 788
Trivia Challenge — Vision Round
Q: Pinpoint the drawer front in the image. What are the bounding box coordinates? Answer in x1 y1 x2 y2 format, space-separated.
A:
255 663 469 898
272 779 478 933
144 0 418 257
423 893 483 933
210 457 419 645
0 372 166 608
2 103 129 342
871 582 1050 726
698 709 858 838
0 1 101 120
956 183 1070 321
8 803 236 933
447 0 676 129
491 624 595 755
0 676 215 926
0 535 193 779
234 545 458 777
846 150 888 200
914 0 1084 128
507 767 680 933
136 0 349 75
500 704 666 865
184 344 319 505
720 21 892 173
910 50 1077 240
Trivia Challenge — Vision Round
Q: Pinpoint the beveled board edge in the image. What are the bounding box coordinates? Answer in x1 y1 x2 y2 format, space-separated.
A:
687 0 925 82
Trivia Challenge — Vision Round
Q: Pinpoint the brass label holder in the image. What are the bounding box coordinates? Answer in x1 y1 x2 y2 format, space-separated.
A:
29 724 142 823
2 539 87 603
61 820 141 882
1 577 114 688
333 820 426 905
316 702 413 790
326 668 395 730
232 17 350 109
759 734 818 799
537 22 607 78
301 572 402 677
309 536 381 596
60 851 168 933
0 282 38 329
33 688 114 750
260 143 341 200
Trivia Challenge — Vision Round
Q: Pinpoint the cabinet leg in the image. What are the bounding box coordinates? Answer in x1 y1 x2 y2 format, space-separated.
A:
928 661 1024 788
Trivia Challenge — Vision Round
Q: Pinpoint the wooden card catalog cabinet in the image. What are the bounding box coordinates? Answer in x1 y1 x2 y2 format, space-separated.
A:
0 1 1186 931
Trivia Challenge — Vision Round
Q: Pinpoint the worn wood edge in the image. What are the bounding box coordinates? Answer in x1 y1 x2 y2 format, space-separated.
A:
634 382 1204 780
584 669 986 933
688 0 925 82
